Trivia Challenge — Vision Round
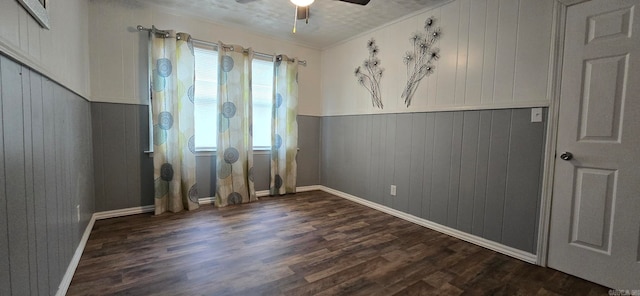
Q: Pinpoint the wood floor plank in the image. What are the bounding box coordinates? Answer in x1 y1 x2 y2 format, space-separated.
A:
68 191 608 295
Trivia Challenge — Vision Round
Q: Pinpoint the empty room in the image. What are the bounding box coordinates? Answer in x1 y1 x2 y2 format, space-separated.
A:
0 0 638 294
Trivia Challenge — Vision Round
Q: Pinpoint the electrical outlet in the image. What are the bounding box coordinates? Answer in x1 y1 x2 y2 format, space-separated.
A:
390 185 397 196
76 205 80 222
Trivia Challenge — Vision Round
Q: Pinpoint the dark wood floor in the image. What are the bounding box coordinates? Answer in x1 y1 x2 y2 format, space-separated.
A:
68 191 608 295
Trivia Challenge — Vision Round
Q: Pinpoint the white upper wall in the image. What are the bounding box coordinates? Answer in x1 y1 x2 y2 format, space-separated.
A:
321 0 555 116
0 0 90 98
88 1 323 116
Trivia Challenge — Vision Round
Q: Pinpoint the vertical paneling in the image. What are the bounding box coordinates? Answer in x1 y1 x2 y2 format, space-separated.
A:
502 108 544 253
53 86 67 278
2 57 30 296
454 0 471 105
331 116 345 191
435 3 460 105
360 115 373 199
480 0 500 104
0 55 11 296
457 111 480 232
91 103 154 210
100 104 127 211
394 114 412 212
18 11 29 51
21 65 38 295
370 115 385 205
513 0 554 103
91 104 105 211
430 112 454 224
408 113 426 218
383 114 397 207
351 115 367 198
27 19 40 61
493 0 520 103
320 117 328 186
483 109 512 242
320 108 546 253
297 115 321 187
124 106 141 209
421 113 436 220
253 154 271 191
343 116 357 194
29 71 49 295
464 0 487 105
196 155 213 197
366 115 380 205
91 105 321 207
0 1 20 46
42 77 60 295
447 112 464 227
472 110 493 236
321 0 554 115
0 55 94 295
0 0 90 98
426 7 442 108
139 106 154 204
362 115 374 201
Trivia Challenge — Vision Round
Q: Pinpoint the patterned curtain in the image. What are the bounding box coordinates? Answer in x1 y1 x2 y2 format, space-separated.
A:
270 55 299 195
151 32 199 215
215 43 257 207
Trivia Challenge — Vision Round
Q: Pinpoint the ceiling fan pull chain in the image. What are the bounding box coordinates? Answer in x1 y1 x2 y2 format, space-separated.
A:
293 5 298 33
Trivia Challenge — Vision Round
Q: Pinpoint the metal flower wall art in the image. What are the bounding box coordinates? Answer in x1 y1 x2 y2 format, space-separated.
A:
355 39 384 109
402 17 442 107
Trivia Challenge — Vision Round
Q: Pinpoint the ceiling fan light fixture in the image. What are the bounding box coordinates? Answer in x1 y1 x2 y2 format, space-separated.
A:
290 0 314 7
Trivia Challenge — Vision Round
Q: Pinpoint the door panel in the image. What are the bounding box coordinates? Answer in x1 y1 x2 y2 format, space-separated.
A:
548 0 640 289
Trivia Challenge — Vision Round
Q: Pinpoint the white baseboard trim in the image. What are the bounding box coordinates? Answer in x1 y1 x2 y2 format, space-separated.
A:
296 185 323 192
94 205 155 220
318 186 538 264
56 214 96 296
198 185 323 205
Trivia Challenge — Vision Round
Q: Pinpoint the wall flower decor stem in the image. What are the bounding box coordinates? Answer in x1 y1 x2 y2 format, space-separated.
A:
402 17 441 107
355 39 384 109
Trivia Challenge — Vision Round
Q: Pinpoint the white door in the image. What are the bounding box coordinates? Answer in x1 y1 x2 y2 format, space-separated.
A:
548 0 640 289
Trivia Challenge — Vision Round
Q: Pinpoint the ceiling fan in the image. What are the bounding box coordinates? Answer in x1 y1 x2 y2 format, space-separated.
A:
235 0 371 33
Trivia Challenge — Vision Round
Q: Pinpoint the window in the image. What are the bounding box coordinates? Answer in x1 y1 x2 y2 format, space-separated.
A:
193 45 273 150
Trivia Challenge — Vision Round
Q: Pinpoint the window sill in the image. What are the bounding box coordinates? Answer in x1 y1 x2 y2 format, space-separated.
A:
146 148 297 157
195 148 271 157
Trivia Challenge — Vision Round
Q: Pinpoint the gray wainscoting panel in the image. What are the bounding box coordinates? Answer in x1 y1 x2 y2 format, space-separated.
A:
408 113 427 218
393 114 412 213
0 55 95 295
91 108 321 209
472 111 493 236
297 115 321 187
457 111 481 233
195 155 215 197
502 108 546 252
431 112 454 225
483 110 512 243
91 103 153 211
320 108 546 254
421 113 436 220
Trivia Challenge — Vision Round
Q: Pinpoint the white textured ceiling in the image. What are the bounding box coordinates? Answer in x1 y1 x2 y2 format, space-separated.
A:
138 0 450 48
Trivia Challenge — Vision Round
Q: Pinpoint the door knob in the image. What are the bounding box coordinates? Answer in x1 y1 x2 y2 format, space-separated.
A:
560 152 573 161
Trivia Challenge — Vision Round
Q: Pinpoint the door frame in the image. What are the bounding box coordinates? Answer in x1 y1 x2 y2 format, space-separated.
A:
536 0 592 266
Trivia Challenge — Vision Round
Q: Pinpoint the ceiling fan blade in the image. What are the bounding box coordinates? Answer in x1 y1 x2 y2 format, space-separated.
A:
337 0 371 5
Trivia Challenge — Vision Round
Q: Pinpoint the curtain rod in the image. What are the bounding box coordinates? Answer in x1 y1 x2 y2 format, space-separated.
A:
137 25 307 66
